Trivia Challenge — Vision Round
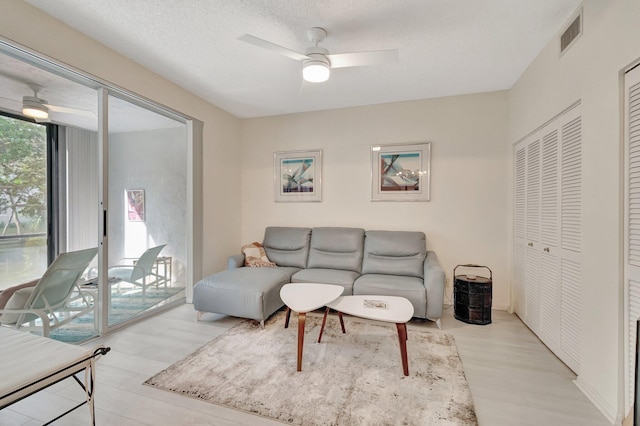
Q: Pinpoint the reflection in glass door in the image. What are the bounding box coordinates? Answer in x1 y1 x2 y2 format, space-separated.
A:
0 115 48 289
106 94 187 327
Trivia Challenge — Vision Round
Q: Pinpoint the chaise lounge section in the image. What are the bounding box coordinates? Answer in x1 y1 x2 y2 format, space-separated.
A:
194 226 445 328
194 227 311 327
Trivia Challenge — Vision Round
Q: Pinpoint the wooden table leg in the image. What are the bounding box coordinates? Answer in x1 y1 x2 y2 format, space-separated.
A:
297 312 306 372
338 312 346 333
396 323 409 376
284 307 291 329
318 307 330 343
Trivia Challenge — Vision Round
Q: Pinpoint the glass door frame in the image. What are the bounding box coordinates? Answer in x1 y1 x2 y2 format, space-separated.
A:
97 89 197 333
0 37 204 337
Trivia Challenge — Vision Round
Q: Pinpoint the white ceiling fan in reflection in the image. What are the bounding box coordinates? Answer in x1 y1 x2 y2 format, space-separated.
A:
21 84 95 120
239 27 399 83
0 83 95 121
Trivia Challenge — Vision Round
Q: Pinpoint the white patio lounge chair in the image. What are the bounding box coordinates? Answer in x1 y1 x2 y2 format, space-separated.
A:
108 244 167 298
0 247 98 337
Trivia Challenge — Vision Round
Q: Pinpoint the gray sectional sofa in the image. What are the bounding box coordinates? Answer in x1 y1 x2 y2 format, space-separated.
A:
193 226 445 328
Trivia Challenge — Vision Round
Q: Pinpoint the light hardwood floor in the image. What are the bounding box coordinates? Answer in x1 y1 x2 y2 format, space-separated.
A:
1 304 611 425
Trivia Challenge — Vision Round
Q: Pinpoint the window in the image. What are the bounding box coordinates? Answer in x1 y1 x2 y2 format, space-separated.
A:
0 113 49 288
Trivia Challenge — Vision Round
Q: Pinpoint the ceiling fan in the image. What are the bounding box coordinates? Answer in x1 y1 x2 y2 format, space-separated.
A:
239 27 399 83
0 83 95 121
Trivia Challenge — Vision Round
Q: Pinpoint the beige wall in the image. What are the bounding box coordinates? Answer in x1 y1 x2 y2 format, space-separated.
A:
0 1 242 276
240 92 511 309
509 0 640 422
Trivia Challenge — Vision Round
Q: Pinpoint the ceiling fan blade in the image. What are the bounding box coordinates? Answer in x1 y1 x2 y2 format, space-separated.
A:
239 34 309 62
45 103 96 117
328 49 399 69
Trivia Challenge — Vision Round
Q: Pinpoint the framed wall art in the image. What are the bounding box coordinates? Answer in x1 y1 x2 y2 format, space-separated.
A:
126 189 145 221
370 142 431 201
274 149 322 202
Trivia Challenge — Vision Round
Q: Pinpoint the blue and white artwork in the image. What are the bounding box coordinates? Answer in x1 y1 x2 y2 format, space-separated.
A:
380 152 421 191
280 158 315 193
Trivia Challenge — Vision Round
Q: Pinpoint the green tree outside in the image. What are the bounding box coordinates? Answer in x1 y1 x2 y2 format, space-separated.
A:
0 115 47 236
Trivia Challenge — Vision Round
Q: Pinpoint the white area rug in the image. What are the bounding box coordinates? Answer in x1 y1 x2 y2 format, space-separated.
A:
144 311 477 425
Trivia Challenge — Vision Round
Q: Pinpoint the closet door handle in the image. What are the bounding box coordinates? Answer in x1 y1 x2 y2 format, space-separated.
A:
528 242 533 247
543 247 550 253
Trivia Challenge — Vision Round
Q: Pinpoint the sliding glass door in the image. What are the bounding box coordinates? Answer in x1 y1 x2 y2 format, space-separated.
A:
105 93 187 327
59 122 101 341
0 41 195 342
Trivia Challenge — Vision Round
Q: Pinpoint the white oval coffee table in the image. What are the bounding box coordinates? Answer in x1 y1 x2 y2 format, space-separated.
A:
320 295 414 376
280 283 343 372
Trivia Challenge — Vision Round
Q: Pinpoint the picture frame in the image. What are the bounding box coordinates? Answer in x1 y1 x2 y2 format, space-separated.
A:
274 150 322 202
370 142 431 201
126 189 145 221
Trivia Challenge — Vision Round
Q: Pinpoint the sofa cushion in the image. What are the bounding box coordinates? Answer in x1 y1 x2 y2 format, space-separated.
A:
274 266 302 280
291 268 359 295
263 227 311 268
195 267 290 292
306 227 364 273
361 231 426 278
0 279 38 310
353 274 427 318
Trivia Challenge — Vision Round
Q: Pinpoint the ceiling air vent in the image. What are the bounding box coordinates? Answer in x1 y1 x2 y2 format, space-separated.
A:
561 9 582 54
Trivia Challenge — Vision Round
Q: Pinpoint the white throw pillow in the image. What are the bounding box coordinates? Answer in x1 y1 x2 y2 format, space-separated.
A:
0 287 34 325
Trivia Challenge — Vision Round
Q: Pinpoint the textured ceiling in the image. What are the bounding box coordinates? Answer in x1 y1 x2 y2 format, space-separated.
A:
20 0 581 119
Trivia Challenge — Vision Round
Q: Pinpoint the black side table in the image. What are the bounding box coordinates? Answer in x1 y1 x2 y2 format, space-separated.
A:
453 264 492 325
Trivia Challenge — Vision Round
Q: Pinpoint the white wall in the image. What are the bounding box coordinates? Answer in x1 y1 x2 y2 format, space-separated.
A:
1 1 243 276
108 127 187 284
509 1 640 422
240 92 511 309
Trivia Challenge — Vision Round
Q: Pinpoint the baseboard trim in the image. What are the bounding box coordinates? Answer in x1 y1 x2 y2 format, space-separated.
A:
574 377 621 425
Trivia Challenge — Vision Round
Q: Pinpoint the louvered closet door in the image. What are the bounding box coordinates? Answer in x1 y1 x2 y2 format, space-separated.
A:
624 64 640 414
514 143 527 317
513 102 582 374
559 109 582 373
525 139 541 333
539 129 561 352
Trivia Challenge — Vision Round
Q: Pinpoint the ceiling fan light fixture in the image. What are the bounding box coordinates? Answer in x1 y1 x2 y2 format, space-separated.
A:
22 101 49 119
303 59 330 83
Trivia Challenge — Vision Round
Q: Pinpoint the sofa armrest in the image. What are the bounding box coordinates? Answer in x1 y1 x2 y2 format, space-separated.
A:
424 251 445 320
227 254 245 270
